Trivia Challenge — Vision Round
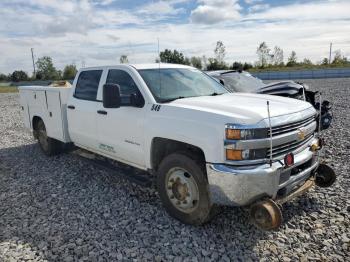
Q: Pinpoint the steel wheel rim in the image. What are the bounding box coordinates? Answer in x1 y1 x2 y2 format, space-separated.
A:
165 167 199 213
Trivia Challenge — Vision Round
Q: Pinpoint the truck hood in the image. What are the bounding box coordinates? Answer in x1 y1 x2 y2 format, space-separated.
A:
257 81 303 97
169 93 314 125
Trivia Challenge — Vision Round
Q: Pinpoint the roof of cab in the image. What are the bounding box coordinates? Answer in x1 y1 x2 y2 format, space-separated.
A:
131 63 192 70
81 63 193 71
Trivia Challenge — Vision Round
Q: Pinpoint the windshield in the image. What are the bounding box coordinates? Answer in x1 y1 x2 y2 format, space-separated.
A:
223 72 266 92
138 68 228 103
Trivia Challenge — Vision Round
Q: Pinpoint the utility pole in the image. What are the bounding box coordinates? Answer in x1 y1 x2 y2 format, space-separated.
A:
157 38 160 61
31 48 36 77
329 43 332 64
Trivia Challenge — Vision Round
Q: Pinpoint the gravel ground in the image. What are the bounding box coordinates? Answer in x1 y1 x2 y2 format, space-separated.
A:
0 78 349 261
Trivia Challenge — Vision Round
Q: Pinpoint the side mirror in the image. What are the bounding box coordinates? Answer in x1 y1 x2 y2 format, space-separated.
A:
130 93 145 108
103 83 121 108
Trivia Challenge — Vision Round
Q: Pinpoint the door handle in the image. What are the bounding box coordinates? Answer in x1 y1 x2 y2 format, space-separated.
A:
97 110 107 115
67 105 75 109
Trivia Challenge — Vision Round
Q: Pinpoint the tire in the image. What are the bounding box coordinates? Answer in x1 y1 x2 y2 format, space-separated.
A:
35 119 62 156
156 152 214 225
315 163 336 188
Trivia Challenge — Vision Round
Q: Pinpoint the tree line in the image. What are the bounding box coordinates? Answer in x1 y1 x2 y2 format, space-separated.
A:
1 41 349 82
0 56 78 82
156 41 350 70
154 41 349 71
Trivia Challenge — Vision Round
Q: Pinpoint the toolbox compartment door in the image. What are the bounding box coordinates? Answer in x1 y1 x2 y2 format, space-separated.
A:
19 87 71 143
46 90 67 142
18 90 31 129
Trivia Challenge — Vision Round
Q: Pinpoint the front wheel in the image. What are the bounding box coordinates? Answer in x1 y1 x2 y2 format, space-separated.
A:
35 119 62 156
156 153 214 225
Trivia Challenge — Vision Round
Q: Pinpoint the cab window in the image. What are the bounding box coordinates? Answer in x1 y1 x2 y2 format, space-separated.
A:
106 69 144 106
74 70 102 101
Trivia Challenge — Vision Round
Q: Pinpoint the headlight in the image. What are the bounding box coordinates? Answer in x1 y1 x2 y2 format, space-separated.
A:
226 148 267 161
225 128 267 140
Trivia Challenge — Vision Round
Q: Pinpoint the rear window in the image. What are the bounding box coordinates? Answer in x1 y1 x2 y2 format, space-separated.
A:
74 70 102 101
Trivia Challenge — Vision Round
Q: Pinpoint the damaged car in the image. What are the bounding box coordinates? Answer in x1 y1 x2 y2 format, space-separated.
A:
208 70 332 130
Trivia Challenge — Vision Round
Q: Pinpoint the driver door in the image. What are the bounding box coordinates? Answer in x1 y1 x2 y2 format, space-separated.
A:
96 69 146 168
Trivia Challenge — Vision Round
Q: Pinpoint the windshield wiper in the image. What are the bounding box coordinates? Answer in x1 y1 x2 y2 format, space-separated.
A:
161 96 185 103
161 93 223 103
209 92 224 96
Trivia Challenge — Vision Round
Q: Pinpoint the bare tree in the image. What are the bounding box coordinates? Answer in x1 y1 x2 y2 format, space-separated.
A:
287 51 297 66
120 55 129 64
214 41 226 64
256 42 270 68
272 46 284 65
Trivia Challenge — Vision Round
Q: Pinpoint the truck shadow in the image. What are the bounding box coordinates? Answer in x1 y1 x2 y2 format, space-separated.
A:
0 143 321 260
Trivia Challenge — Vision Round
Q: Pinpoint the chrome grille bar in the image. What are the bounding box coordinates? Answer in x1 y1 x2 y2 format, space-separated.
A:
267 134 313 158
268 116 315 137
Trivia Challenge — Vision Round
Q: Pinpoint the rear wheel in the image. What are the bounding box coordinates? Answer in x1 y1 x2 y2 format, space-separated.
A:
157 153 214 225
35 120 62 156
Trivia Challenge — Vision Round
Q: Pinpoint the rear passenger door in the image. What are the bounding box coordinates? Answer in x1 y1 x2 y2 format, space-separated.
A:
67 70 103 151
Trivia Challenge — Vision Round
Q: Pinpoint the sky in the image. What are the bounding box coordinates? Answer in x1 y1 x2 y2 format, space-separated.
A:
0 0 349 74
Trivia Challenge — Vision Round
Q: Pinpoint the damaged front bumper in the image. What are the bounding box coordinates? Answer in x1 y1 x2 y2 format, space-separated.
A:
207 140 319 206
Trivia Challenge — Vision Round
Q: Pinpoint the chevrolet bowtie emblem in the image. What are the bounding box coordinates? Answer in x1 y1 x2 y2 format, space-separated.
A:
297 128 306 140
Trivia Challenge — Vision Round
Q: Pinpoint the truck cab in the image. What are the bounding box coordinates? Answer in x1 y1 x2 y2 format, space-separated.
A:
19 64 336 230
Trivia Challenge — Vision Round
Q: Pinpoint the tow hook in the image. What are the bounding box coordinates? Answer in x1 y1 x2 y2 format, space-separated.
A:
315 163 336 187
249 199 282 230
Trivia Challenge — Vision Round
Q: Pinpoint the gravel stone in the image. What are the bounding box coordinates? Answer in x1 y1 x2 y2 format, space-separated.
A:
0 78 349 261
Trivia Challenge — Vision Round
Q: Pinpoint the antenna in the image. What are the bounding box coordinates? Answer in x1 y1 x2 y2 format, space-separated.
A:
318 92 322 135
158 38 162 98
267 101 273 167
317 93 323 159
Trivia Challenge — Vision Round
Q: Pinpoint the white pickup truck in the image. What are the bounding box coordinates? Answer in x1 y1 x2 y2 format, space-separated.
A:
19 64 335 230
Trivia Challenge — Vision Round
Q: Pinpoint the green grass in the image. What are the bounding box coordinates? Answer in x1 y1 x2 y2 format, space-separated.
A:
0 86 18 93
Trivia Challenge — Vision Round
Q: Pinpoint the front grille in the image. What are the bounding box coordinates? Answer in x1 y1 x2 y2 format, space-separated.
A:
267 133 313 158
268 115 315 137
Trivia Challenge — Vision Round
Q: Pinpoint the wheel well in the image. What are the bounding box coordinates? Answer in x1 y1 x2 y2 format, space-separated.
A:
151 138 206 171
32 116 43 139
32 116 42 130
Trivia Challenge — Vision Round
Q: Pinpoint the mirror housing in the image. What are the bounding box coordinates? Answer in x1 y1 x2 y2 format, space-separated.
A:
130 93 145 108
103 83 121 108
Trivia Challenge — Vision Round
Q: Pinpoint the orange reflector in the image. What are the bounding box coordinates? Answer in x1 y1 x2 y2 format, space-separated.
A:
311 138 324 152
226 129 241 140
226 149 242 160
310 144 318 152
284 153 294 167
